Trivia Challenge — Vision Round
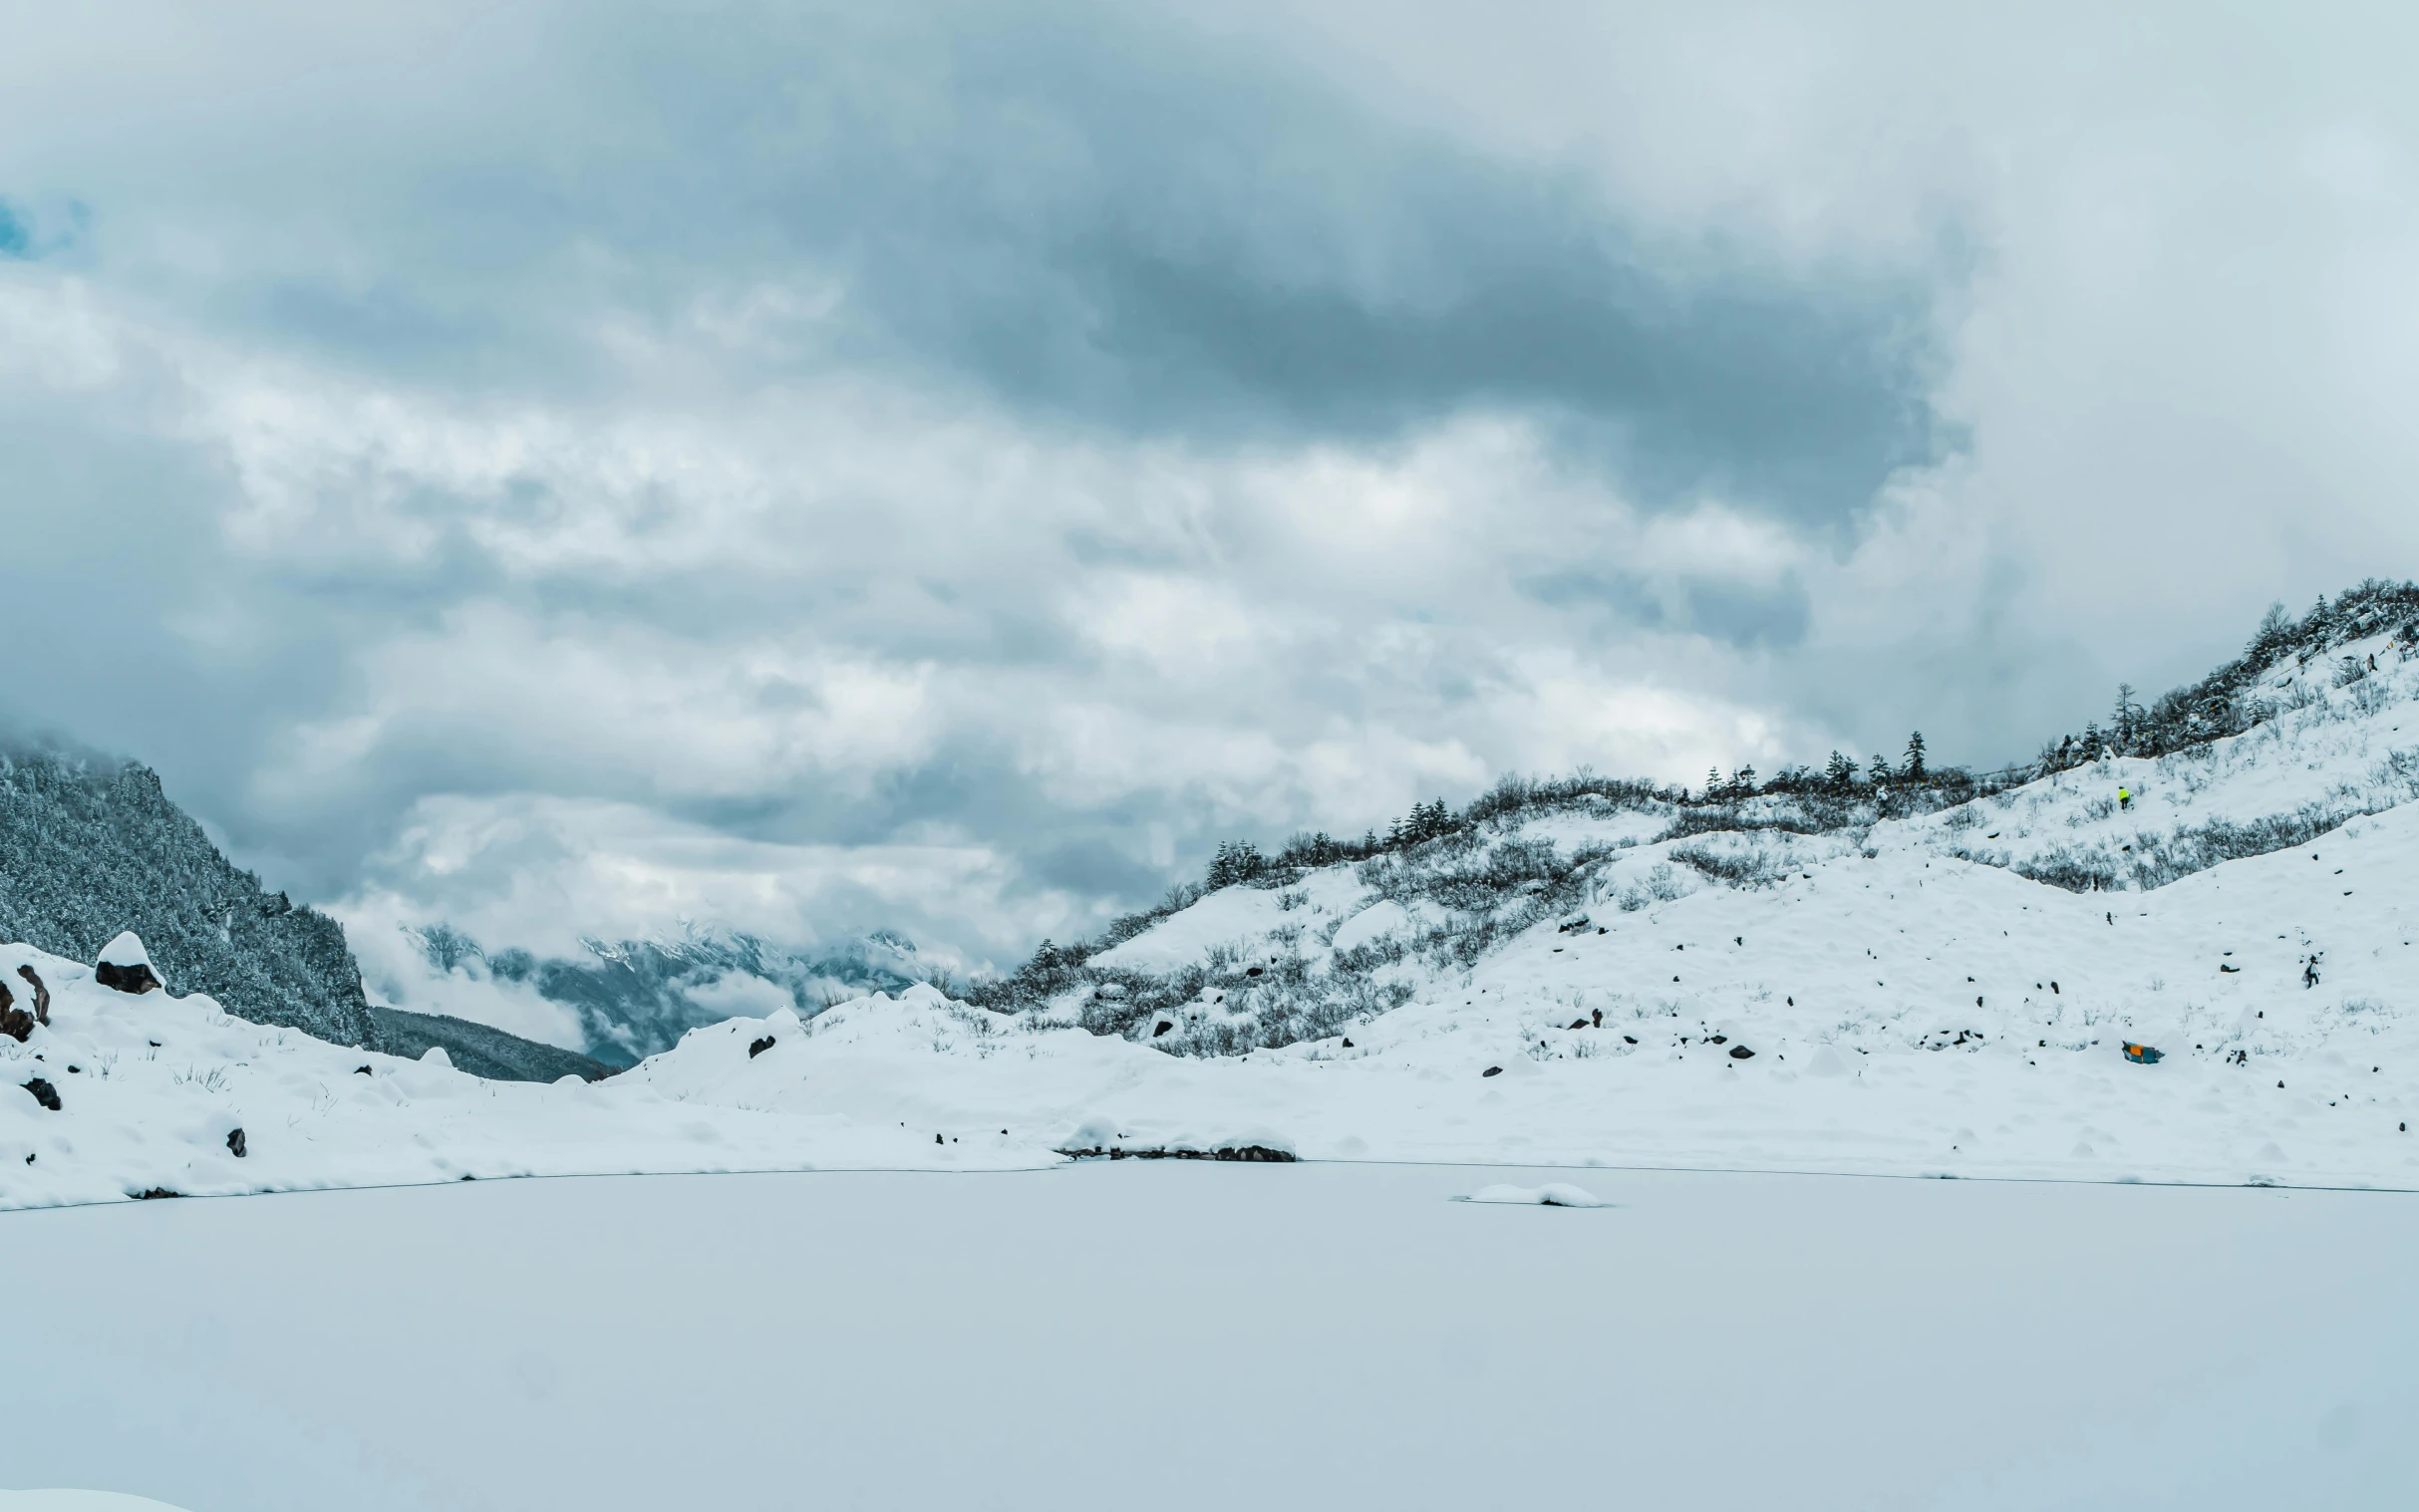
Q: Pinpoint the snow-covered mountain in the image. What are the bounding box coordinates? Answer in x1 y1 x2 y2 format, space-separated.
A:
0 747 380 1049
7 584 2419 1205
364 921 941 1066
970 582 2419 1059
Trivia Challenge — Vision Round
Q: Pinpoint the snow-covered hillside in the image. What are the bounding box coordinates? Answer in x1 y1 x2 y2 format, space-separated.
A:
0 938 1053 1212
8 606 2419 1207
0 749 378 1048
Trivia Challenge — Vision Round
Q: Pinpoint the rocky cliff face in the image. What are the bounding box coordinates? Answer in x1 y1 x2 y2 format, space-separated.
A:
0 747 380 1049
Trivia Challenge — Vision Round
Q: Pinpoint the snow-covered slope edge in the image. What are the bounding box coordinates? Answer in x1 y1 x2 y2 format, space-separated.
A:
0 944 1059 1212
613 795 2419 1191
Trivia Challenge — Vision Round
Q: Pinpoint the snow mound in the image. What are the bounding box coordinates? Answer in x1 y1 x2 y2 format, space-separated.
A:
1467 1183 1608 1208
1330 899 1412 954
95 933 152 970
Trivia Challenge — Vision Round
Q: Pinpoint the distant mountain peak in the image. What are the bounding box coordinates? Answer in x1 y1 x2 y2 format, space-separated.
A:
388 919 942 1066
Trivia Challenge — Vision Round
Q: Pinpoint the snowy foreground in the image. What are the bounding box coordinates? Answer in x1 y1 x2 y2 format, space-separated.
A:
6 1163 2414 1511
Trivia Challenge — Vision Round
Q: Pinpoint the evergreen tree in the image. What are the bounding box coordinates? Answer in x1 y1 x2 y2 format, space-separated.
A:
1869 754 1895 787
1825 751 1859 789
1903 732 1927 782
2110 684 2142 752
1206 839 1267 888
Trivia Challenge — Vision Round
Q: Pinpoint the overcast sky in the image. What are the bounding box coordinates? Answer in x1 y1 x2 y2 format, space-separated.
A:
4 1 2417 970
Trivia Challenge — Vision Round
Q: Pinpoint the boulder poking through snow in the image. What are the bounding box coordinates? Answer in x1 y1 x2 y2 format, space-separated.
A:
1465 1183 1608 1208
14 965 48 1026
94 932 162 995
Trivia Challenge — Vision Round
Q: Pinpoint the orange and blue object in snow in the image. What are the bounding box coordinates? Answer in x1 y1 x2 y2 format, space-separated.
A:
2123 1042 2163 1064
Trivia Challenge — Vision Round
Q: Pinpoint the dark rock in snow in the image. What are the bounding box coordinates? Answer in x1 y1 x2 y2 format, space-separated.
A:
1245 966 1265 978
22 1076 60 1110
748 1035 775 1058
95 960 161 995
15 966 48 1025
0 1005 30 1044
1216 1144 1295 1162
1729 1045 1756 1059
1341 1038 1354 1049
1058 1142 1297 1163
226 1127 246 1158
1151 1019 1174 1038
132 1187 181 1200
1568 1019 1589 1031
1482 1065 1503 1077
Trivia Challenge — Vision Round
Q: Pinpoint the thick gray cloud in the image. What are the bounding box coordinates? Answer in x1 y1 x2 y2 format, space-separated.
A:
0 2 2415 989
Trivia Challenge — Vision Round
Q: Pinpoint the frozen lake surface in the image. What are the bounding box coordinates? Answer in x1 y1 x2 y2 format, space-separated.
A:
6 1162 2414 1510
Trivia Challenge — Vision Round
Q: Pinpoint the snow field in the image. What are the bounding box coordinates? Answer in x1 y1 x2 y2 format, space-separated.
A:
5 1163 2413 1511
